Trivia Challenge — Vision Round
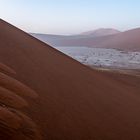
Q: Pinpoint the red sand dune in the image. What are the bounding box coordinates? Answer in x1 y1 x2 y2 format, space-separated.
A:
0 19 140 140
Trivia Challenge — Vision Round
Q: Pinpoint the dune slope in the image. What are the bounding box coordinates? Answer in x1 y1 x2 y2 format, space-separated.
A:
96 28 140 50
0 19 140 140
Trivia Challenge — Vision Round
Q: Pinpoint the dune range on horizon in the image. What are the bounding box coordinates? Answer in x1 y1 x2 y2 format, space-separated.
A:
32 28 140 51
0 19 140 140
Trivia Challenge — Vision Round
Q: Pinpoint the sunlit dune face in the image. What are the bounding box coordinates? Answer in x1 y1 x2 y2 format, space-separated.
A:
0 62 42 140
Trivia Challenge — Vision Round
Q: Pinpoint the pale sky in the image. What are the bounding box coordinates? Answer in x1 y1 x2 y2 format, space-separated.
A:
0 0 140 35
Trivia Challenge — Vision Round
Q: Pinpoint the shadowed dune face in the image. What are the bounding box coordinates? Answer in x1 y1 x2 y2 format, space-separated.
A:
0 62 41 140
1 19 140 140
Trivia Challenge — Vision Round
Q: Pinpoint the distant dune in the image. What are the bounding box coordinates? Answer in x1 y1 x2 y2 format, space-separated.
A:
32 28 140 51
1 19 140 140
31 28 121 46
95 28 140 50
80 28 120 36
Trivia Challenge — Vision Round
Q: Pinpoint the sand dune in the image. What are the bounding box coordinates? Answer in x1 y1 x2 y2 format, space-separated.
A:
95 28 140 50
0 19 140 140
0 35 41 139
31 28 120 47
80 28 120 36
37 28 140 51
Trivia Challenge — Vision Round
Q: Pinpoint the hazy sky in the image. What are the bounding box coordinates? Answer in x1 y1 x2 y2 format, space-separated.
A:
0 0 140 35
